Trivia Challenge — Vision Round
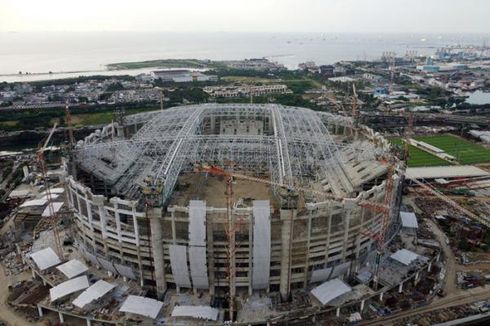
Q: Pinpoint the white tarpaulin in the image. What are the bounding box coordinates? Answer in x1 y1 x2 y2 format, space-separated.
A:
41 202 64 217
310 278 352 305
119 295 163 319
29 247 61 271
56 259 88 279
50 276 89 302
188 200 209 289
169 245 191 288
252 200 271 289
189 247 209 289
171 305 219 321
72 280 116 308
188 200 206 246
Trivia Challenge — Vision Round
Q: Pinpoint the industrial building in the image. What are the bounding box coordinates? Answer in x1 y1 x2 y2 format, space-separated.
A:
64 103 402 317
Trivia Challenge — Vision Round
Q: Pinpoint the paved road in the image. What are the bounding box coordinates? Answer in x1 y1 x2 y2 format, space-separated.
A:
427 219 457 295
363 286 490 326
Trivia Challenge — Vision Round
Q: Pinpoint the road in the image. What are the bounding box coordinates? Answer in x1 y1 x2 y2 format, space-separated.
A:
356 214 490 326
427 219 457 295
362 286 490 326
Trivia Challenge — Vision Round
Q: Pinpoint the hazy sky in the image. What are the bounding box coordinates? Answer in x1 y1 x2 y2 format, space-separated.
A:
1 0 489 33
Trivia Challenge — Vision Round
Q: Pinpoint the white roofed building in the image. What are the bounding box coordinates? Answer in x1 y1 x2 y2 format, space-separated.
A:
119 295 164 319
310 278 352 306
29 247 61 271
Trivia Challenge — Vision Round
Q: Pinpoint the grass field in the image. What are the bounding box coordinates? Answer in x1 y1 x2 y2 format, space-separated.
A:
0 121 19 128
390 138 451 167
415 134 490 165
50 107 158 127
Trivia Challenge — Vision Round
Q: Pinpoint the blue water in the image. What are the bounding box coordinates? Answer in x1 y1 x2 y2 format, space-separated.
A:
0 32 487 82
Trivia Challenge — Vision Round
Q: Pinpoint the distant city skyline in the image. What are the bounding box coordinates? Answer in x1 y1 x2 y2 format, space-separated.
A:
1 0 489 34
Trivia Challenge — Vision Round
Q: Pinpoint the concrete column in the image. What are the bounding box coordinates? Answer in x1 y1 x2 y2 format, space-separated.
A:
132 205 144 286
279 209 295 301
206 215 215 296
93 195 109 255
303 213 313 288
149 208 167 298
37 305 43 317
414 272 420 285
336 307 340 317
360 300 365 312
58 311 64 323
379 292 384 302
87 318 92 326
398 281 403 293
248 213 254 296
116 126 125 138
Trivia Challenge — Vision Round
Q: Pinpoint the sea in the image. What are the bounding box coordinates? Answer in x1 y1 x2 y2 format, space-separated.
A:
1 31 488 83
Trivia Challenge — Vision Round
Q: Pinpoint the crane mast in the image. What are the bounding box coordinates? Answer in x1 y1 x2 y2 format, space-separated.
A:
35 123 63 257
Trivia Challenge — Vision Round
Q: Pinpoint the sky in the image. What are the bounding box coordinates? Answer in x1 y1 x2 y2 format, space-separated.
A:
1 0 489 34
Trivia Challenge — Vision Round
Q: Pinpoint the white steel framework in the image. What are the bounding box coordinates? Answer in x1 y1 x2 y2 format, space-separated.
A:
74 104 376 206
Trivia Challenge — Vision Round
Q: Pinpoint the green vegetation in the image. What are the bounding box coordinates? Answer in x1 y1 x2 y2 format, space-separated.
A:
390 138 452 167
106 59 218 70
0 104 160 131
415 134 490 164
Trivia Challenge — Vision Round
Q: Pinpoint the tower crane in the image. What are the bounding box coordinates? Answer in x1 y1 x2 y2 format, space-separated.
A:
35 123 63 257
195 147 488 292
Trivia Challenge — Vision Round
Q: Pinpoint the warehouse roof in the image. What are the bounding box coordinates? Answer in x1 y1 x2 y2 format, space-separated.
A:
171 305 219 321
29 247 61 271
400 211 418 229
20 199 47 207
40 194 60 201
406 166 489 180
390 249 420 266
72 280 116 309
50 276 90 302
41 202 64 217
310 278 352 305
9 189 31 198
56 259 88 279
40 187 65 195
119 295 163 319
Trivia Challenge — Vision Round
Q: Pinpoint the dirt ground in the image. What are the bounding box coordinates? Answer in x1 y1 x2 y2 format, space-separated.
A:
170 173 273 207
0 266 35 326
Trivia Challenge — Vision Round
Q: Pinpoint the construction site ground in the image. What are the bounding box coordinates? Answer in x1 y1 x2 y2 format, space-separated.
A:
169 173 273 207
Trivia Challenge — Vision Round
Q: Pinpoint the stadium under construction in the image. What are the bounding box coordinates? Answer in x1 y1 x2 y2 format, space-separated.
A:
65 103 404 317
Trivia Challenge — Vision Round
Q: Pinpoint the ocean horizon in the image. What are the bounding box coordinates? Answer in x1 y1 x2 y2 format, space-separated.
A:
1 31 488 82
